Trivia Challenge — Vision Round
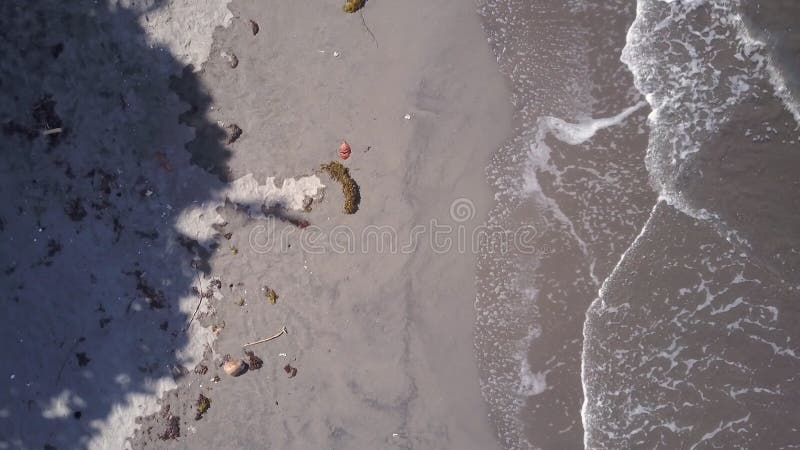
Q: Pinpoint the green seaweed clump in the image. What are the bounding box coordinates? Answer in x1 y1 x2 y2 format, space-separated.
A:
195 394 211 420
321 161 360 214
343 0 364 13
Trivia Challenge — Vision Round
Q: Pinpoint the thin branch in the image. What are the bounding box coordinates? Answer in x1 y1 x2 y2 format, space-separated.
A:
360 11 378 48
183 268 204 334
243 326 288 347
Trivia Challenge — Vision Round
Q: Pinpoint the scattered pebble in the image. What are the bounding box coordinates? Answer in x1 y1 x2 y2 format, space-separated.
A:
283 364 298 378
333 51 340 57
404 113 412 120
224 123 243 144
249 19 260 35
245 351 263 370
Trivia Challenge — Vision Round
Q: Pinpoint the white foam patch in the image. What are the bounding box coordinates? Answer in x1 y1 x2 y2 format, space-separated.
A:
543 102 647 146
176 173 325 242
111 0 234 70
518 365 548 396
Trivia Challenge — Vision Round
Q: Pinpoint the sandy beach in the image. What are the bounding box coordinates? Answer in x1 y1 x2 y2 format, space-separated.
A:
0 0 511 448
5 0 799 448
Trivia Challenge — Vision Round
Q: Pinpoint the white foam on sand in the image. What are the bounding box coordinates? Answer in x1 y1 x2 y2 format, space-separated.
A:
111 0 234 70
176 173 326 242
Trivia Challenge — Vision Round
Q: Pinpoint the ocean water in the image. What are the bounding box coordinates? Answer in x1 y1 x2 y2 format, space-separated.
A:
475 0 800 448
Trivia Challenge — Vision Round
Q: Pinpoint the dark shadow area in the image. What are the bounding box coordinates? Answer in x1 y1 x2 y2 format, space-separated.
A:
0 0 231 447
170 67 234 182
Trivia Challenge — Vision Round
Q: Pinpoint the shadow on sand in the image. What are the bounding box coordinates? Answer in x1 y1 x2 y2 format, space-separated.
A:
0 0 232 447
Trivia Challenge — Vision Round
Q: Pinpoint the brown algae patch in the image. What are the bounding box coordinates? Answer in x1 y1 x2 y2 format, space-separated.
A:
320 161 360 214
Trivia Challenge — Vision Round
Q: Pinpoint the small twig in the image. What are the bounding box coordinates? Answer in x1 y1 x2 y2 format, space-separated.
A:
183 268 204 334
55 339 82 385
42 127 63 135
243 326 288 347
360 11 378 48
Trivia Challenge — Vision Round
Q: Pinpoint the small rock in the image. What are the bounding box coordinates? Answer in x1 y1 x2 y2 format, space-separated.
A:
224 124 242 144
221 51 239 68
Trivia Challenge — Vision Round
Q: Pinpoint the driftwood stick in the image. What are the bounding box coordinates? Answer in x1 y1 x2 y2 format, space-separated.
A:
360 11 378 48
243 326 288 347
183 267 204 334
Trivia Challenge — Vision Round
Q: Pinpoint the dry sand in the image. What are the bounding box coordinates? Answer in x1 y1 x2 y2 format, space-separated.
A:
0 0 511 449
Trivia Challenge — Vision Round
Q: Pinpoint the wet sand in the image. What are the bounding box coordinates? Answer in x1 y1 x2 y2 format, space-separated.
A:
475 1 653 448
0 0 511 448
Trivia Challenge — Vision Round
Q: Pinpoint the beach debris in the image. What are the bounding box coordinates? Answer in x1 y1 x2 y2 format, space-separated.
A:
249 19 260 35
302 196 313 212
221 51 239 68
42 127 63 135
261 286 278 304
33 95 64 143
360 11 379 48
159 415 180 440
230 245 239 255
195 394 211 420
75 352 91 367
235 297 245 307
404 113 412 120
133 270 167 309
243 326 288 348
245 351 263 370
224 123 242 144
222 356 247 376
343 0 364 13
320 161 360 214
65 197 87 221
333 51 341 58
283 364 298 378
212 322 225 336
194 364 209 375
211 375 221 383
154 151 172 171
338 141 351 160
224 232 233 240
